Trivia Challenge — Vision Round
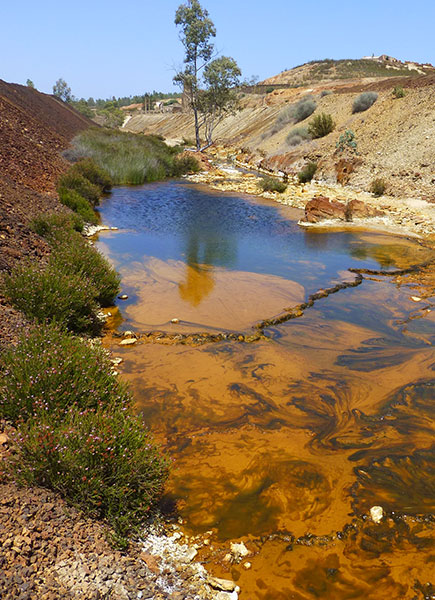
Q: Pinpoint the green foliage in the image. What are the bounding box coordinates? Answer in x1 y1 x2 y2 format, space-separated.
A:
53 78 72 102
392 85 406 98
308 113 335 138
3 261 101 335
68 128 193 185
265 87 274 94
26 79 35 89
31 213 84 238
320 90 332 97
286 127 311 147
71 159 113 192
58 188 98 225
1 324 169 544
294 96 317 122
58 171 101 207
272 96 317 135
11 405 169 542
0 324 130 423
50 235 120 307
172 154 201 176
352 91 378 113
370 177 387 197
297 161 318 183
336 129 358 153
32 214 120 307
174 0 217 149
72 99 94 118
259 176 287 193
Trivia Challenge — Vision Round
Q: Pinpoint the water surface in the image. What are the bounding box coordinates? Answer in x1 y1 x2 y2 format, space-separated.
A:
98 181 434 599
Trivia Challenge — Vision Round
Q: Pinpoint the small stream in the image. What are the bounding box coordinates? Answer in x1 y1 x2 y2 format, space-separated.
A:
97 180 434 599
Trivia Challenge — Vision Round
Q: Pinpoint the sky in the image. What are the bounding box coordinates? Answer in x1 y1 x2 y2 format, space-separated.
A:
2 0 434 99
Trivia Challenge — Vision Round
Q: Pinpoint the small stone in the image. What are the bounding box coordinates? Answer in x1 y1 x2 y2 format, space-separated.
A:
111 357 123 365
370 506 384 523
119 338 137 346
118 294 128 300
123 331 135 338
110 226 119 230
411 296 422 302
243 562 252 570
171 318 180 324
230 541 249 559
207 576 237 592
223 553 232 562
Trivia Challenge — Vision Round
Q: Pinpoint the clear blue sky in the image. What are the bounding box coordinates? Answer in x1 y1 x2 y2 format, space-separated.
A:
2 0 434 99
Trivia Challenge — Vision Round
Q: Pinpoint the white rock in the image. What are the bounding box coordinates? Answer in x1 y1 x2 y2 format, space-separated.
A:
123 331 135 338
111 357 123 365
110 226 119 230
171 318 180 324
118 294 128 300
230 541 249 559
411 296 422 302
370 506 384 523
207 576 237 592
243 562 252 570
223 553 232 562
119 338 137 346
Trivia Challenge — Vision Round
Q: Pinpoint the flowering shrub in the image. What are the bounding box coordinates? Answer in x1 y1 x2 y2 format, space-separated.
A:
0 324 130 423
9 405 169 542
50 233 120 307
3 262 101 334
58 187 98 225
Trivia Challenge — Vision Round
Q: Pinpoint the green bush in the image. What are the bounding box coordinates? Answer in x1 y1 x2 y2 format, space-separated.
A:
50 235 120 307
70 159 113 192
370 177 387 197
258 176 287 193
294 96 317 122
10 406 169 543
0 324 130 423
65 128 193 185
308 113 335 138
297 161 318 183
352 91 378 113
31 213 84 238
172 154 201 176
336 129 358 154
286 127 311 147
320 90 332 97
58 188 98 225
392 86 406 99
3 262 101 334
58 171 101 207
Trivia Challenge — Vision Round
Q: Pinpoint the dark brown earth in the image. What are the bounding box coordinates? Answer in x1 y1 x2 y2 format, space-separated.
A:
0 80 93 348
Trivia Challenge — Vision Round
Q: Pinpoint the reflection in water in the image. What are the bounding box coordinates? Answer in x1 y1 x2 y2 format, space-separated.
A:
98 181 435 599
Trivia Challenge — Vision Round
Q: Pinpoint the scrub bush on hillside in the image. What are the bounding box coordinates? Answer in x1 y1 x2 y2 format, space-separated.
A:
0 324 129 423
352 92 378 113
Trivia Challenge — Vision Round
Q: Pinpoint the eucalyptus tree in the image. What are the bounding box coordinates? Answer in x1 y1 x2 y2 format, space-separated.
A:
174 1 240 150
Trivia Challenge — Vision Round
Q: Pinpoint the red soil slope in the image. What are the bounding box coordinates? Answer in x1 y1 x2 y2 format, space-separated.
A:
0 80 93 347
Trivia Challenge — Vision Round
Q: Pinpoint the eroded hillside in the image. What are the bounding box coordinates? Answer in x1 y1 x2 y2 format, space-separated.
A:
123 70 435 200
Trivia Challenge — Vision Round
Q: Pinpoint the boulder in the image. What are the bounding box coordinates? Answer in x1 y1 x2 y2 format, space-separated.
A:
346 199 384 220
303 196 347 223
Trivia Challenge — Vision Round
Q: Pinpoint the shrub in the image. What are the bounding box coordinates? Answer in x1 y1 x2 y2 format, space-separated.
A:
320 90 332 97
71 159 113 192
58 171 101 207
66 128 194 185
58 188 98 225
293 96 317 122
352 92 378 113
10 406 169 543
3 262 101 334
392 86 406 99
370 177 387 197
50 235 120 306
258 176 287 193
172 154 201 176
286 127 311 147
298 161 318 183
0 324 130 423
31 213 84 238
265 87 274 94
308 113 335 138
336 129 358 154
